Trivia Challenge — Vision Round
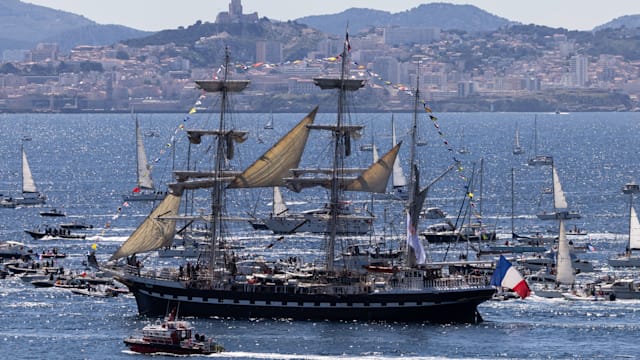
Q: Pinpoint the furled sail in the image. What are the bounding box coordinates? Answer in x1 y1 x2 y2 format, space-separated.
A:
22 148 37 193
228 107 317 188
186 130 247 145
195 80 249 93
630 207 640 250
110 193 182 260
344 142 401 193
135 118 154 190
552 166 568 209
173 170 242 182
555 219 575 285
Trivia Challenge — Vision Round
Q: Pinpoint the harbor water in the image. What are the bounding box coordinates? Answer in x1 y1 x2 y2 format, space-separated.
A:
1 111 640 359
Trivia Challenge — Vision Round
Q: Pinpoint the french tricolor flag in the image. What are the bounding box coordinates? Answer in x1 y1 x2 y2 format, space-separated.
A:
490 255 531 299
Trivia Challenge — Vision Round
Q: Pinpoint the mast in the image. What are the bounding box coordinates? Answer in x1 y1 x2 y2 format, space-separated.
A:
511 168 515 239
313 31 365 271
408 69 420 204
135 116 141 188
212 48 230 276
405 62 422 265
479 157 484 217
192 47 250 278
533 116 537 156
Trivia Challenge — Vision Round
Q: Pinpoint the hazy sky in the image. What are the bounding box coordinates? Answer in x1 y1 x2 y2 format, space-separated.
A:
24 0 640 32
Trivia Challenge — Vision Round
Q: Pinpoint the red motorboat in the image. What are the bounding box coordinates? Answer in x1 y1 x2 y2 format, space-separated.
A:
124 309 223 355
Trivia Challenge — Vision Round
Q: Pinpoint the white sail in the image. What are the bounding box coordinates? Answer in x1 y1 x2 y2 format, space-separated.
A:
110 193 182 261
630 207 640 250
514 128 521 148
555 219 575 285
272 187 287 216
372 144 379 163
552 166 568 209
391 117 407 188
135 118 154 190
22 148 37 193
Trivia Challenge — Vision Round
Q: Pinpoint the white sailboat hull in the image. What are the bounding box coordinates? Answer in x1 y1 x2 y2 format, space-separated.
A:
262 214 372 235
122 190 166 202
608 256 640 267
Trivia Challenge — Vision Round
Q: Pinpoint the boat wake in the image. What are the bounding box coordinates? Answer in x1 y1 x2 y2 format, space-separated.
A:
202 351 477 360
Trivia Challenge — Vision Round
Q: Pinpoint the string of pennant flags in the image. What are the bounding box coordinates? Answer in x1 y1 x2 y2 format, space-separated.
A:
94 52 488 250
93 92 208 247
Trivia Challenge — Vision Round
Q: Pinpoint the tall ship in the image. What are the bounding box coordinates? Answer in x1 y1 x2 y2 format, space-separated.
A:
107 39 495 323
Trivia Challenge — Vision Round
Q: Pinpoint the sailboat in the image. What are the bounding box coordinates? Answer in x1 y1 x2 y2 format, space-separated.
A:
263 111 274 129
122 116 167 202
106 38 494 323
609 183 640 267
537 165 581 220
390 114 409 200
3 143 47 207
530 166 576 298
532 218 575 298
527 115 553 166
512 124 524 155
458 128 469 154
257 186 373 235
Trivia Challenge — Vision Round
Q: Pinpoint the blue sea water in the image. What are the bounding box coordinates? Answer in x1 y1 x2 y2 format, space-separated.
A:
2 111 640 359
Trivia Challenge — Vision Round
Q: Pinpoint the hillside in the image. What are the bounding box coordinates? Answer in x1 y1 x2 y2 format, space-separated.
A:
594 14 640 31
123 18 326 66
0 0 151 54
296 3 514 35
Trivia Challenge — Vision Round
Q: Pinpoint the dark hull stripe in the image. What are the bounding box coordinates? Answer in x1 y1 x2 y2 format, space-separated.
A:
124 279 494 323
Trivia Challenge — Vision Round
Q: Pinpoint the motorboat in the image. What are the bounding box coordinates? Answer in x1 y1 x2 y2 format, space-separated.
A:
0 241 32 259
39 208 66 217
600 278 640 299
25 227 86 240
124 309 223 355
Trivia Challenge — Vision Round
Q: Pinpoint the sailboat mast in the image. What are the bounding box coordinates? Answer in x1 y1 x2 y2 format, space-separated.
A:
20 141 24 193
134 116 143 189
533 115 538 156
511 168 515 239
479 157 484 217
629 191 634 253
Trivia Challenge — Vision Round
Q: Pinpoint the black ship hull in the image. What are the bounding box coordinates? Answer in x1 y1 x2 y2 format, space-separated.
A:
119 276 495 323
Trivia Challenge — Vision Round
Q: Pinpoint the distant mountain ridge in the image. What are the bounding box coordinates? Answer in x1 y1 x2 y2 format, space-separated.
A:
295 3 514 35
0 0 151 54
594 15 640 31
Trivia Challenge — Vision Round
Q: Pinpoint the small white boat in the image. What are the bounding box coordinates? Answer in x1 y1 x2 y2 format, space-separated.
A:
5 145 47 207
600 278 640 299
122 115 166 202
561 286 615 301
71 285 120 298
609 195 640 267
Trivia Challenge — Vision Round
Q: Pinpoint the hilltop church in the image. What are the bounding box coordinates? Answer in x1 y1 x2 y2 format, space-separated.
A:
216 0 259 24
